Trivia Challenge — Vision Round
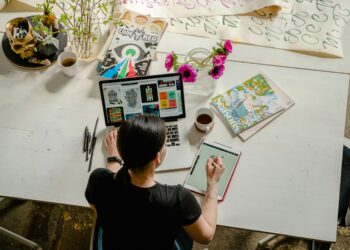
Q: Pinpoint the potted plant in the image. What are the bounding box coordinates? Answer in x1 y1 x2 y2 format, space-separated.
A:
36 0 113 60
41 0 59 34
31 2 60 60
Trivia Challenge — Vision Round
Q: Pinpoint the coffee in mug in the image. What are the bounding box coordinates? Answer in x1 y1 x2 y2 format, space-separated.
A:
61 58 76 67
195 108 214 134
58 51 78 77
197 114 213 125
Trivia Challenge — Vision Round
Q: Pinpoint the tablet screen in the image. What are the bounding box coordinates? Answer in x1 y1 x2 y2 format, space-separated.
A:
185 142 240 198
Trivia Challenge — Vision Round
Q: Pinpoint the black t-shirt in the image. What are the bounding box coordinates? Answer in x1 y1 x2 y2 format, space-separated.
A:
85 168 202 250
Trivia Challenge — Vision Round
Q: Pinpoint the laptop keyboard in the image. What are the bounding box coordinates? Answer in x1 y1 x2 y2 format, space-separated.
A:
166 124 180 147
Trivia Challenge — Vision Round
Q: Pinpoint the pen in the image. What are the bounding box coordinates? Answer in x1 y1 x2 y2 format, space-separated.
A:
89 117 99 154
83 126 88 153
86 131 91 162
88 117 99 172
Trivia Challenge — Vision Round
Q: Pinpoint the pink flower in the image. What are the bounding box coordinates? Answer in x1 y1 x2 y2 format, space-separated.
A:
210 64 225 79
224 40 233 53
165 52 174 71
177 64 197 83
212 53 227 66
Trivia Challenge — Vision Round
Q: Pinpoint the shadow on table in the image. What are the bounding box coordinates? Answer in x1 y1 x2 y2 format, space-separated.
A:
188 123 207 148
45 70 71 93
0 43 16 75
86 61 102 100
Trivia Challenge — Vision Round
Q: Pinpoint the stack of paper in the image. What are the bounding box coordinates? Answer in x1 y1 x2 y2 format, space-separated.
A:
96 10 167 79
211 73 294 141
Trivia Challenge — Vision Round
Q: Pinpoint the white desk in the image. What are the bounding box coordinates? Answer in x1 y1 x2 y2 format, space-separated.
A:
0 48 348 242
153 54 348 242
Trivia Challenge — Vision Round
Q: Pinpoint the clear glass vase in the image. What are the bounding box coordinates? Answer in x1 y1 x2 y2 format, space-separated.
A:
68 26 102 61
184 47 216 97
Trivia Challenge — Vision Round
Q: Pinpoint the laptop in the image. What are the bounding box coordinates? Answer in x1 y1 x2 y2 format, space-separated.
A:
99 73 192 171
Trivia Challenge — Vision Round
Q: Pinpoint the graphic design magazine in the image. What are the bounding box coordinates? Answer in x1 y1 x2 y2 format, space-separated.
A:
211 74 284 134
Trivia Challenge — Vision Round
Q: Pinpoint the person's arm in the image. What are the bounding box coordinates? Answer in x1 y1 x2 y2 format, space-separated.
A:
85 169 108 213
183 156 225 244
89 203 96 212
104 128 122 173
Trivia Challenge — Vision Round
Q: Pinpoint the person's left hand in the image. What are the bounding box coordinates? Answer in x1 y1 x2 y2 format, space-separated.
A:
104 128 120 158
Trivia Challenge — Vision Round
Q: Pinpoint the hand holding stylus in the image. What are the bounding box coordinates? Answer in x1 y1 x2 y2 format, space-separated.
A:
206 156 225 185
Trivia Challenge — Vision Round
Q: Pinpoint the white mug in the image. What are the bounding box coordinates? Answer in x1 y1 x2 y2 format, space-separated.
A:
195 108 214 134
57 51 78 77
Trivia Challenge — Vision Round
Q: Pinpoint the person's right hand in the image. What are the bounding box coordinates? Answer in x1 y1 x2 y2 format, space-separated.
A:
206 156 225 185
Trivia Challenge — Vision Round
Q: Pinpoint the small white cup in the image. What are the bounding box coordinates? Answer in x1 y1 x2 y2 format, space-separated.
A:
57 51 78 77
195 108 214 134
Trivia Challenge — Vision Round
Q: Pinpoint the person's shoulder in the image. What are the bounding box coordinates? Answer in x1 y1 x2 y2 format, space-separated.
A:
89 168 114 182
85 168 115 204
155 183 183 192
154 184 200 219
154 183 191 201
171 184 192 195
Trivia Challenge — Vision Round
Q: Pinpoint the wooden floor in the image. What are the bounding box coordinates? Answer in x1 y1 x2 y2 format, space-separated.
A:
0 198 350 250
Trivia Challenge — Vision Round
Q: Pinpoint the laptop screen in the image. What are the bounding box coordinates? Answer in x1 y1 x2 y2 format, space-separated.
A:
99 73 186 126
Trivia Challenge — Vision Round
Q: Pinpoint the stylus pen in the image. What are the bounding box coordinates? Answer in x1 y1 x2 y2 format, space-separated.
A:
211 162 219 174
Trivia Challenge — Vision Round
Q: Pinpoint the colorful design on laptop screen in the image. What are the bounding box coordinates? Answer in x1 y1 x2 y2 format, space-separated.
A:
100 74 185 126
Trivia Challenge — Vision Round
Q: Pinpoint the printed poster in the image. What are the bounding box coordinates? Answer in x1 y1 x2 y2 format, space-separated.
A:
97 24 161 78
165 0 350 57
118 0 281 18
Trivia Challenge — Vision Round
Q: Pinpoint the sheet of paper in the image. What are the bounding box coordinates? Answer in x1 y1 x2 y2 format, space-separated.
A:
166 0 350 57
118 0 281 18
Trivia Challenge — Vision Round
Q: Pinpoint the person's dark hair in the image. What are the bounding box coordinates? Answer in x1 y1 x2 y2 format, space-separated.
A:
115 114 166 185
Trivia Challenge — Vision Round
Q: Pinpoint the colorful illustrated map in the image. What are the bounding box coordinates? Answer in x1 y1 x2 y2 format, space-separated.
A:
211 74 284 134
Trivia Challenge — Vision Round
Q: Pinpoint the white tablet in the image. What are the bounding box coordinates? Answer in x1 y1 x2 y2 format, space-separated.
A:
183 140 241 201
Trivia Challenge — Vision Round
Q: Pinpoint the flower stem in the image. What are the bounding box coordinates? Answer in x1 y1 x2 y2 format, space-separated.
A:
186 55 213 68
200 55 213 66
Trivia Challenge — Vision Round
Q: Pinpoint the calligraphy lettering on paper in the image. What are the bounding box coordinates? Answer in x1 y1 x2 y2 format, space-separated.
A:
165 0 350 57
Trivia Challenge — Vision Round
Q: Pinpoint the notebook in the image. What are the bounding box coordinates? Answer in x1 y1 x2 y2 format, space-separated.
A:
211 73 285 135
238 73 295 141
183 140 241 201
99 73 192 171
